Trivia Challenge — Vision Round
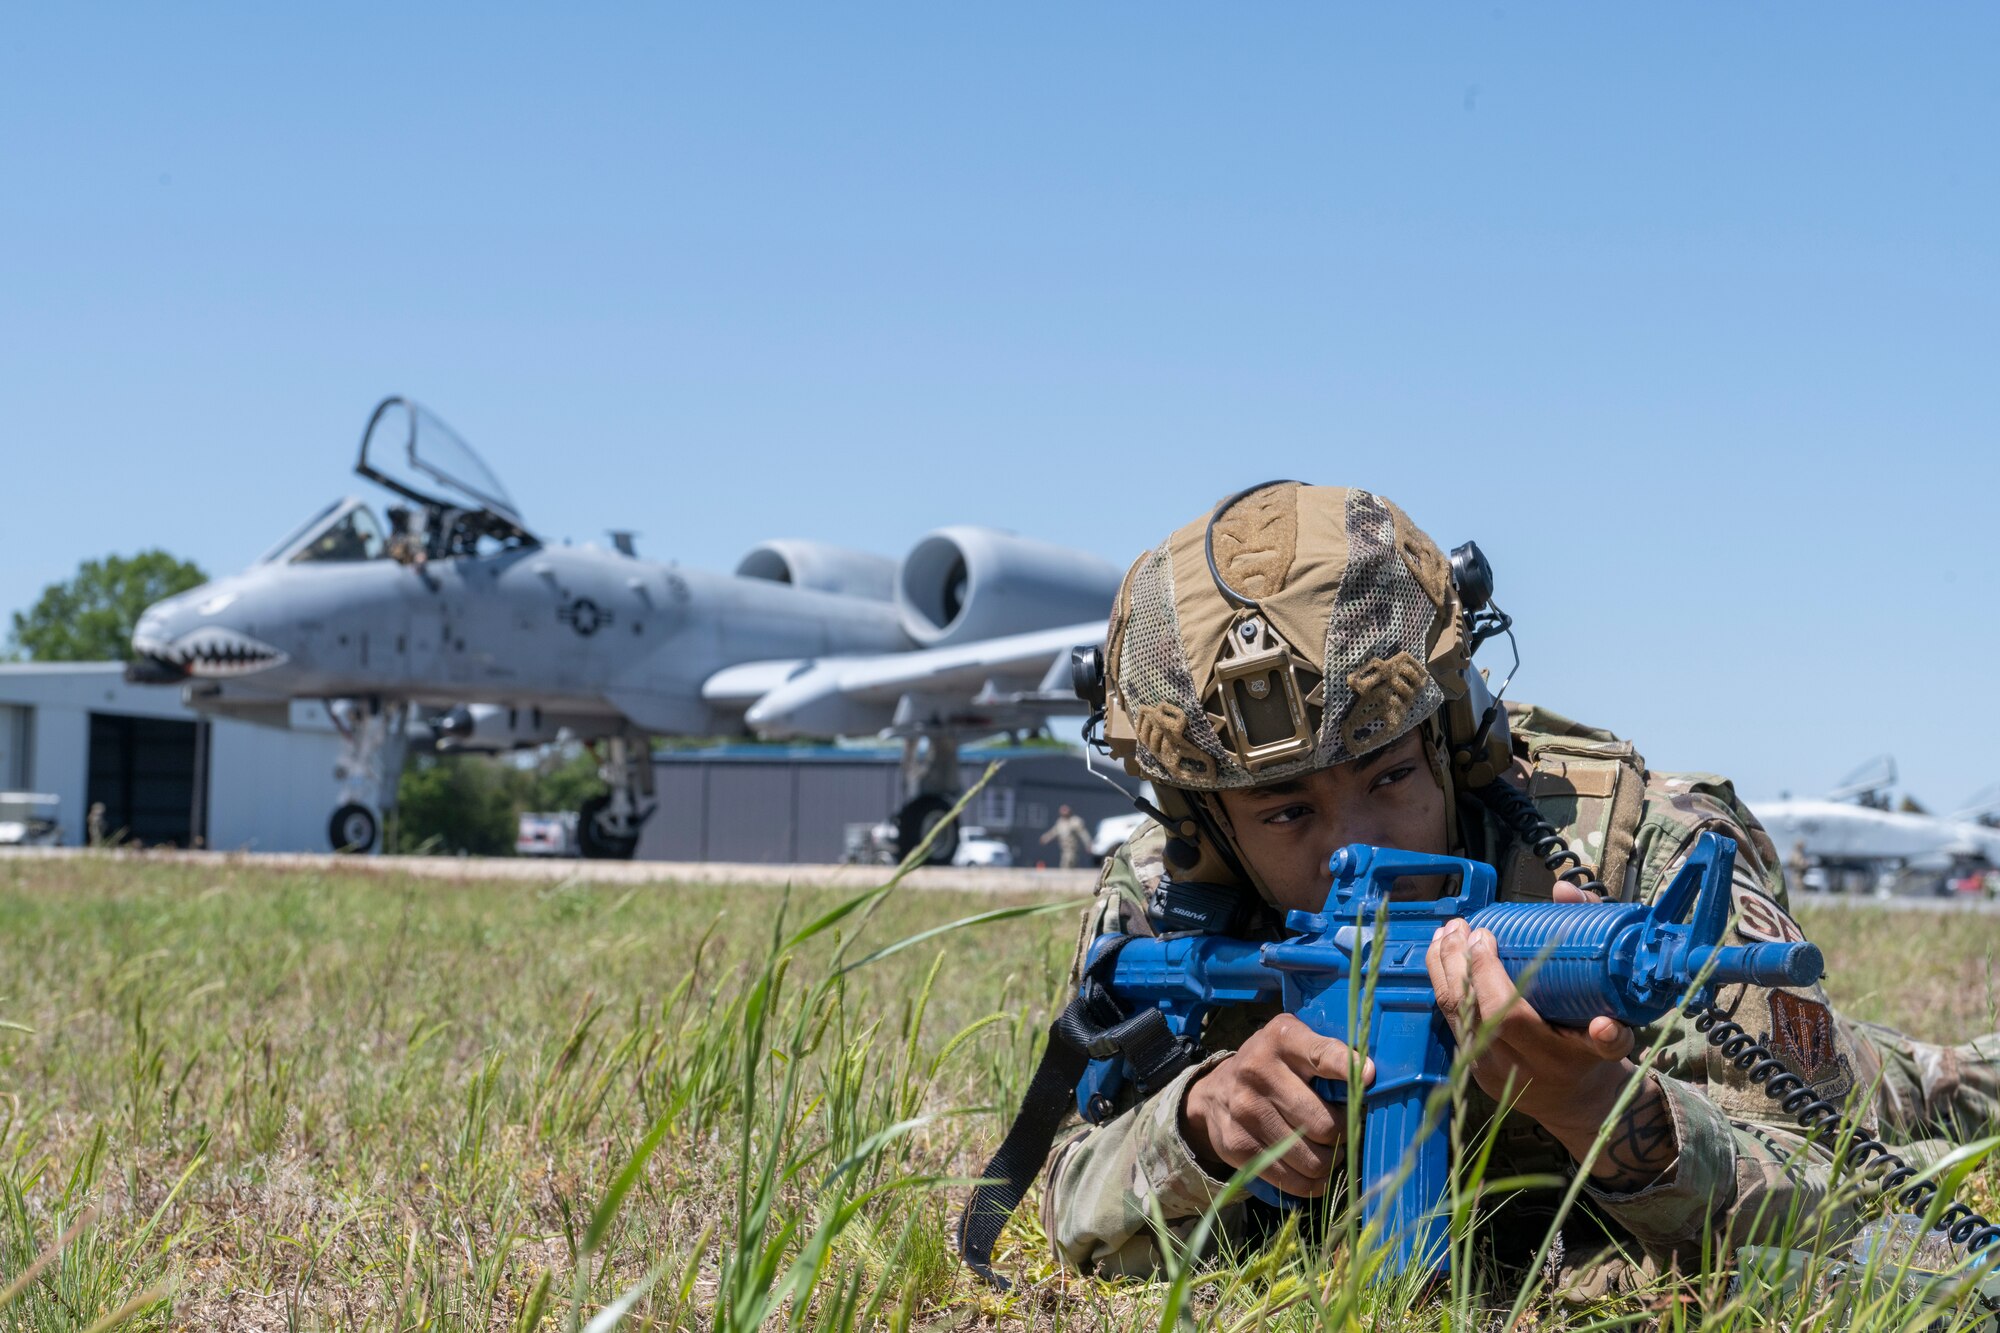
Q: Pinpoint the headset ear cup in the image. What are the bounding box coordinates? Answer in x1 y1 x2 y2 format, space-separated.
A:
1165 837 1200 871
1445 665 1512 788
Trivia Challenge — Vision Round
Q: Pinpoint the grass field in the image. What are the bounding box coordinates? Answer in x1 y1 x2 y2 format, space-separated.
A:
0 852 1997 1331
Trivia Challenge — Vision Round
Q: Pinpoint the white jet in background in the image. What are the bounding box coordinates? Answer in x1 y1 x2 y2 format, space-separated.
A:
1752 757 2000 896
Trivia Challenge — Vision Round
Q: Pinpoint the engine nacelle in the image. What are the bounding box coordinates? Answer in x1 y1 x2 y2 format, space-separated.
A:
735 540 898 602
895 526 1121 647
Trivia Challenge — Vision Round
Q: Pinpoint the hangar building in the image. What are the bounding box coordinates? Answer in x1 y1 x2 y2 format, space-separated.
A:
0 663 1130 863
0 663 345 851
636 744 1138 867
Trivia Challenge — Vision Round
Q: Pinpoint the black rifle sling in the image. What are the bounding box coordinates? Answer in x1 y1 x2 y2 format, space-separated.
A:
956 942 1200 1289
954 998 1096 1289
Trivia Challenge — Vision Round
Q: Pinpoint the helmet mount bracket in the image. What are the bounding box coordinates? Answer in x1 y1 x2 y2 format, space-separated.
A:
1213 614 1318 772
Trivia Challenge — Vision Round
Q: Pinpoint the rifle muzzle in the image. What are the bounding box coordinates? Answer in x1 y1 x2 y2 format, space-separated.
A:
1689 941 1824 990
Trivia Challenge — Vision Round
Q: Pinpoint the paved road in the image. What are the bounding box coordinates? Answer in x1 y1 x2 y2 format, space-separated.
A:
0 845 1099 895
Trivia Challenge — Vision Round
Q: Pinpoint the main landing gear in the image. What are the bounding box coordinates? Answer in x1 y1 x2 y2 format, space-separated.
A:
327 699 410 854
894 729 962 866
578 734 654 860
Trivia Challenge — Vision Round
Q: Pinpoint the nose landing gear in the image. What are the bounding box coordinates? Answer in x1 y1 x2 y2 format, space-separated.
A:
327 699 410 855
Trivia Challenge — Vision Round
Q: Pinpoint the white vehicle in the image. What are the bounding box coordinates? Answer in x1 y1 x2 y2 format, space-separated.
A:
0 793 61 848
952 826 1014 868
1091 782 1153 861
516 811 578 857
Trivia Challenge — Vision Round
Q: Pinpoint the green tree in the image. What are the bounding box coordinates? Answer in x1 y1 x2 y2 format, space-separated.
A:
521 747 606 814
7 550 207 661
391 745 616 856
394 755 520 855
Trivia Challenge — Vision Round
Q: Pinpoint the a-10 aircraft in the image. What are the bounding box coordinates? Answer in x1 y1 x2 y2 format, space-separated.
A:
1751 756 2000 894
128 398 1120 858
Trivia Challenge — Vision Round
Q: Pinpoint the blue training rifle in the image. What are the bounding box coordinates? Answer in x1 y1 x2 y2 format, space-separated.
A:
1064 831 1823 1276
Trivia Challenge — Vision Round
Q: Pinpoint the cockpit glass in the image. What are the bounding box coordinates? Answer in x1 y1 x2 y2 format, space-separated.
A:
290 505 386 563
359 397 525 529
259 499 344 564
409 404 519 522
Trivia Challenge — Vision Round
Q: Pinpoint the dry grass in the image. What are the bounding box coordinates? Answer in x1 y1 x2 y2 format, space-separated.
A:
1794 902 2000 1043
0 853 1072 1330
0 851 1994 1330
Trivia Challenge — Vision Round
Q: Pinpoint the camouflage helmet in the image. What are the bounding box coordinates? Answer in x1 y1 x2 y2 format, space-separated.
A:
1102 484 1487 793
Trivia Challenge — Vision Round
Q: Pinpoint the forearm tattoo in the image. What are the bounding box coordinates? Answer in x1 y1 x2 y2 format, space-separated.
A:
1590 1083 1678 1193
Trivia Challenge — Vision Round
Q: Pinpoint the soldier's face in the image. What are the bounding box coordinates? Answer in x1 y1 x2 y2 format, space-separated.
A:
1213 730 1449 913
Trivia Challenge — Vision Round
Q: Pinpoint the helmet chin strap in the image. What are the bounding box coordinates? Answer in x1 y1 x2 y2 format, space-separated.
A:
1080 696 1265 892
1420 717 1463 857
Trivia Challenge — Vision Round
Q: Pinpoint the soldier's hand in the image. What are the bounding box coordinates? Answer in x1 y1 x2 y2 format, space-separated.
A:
1181 1014 1374 1197
1425 919 1637 1138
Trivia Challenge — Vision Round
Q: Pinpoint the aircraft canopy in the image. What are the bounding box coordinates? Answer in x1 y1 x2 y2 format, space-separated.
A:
357 397 530 534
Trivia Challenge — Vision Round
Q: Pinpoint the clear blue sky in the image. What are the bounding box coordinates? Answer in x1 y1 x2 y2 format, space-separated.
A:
3 6 1995 807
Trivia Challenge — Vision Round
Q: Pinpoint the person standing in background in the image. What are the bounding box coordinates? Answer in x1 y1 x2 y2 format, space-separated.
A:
1040 804 1090 869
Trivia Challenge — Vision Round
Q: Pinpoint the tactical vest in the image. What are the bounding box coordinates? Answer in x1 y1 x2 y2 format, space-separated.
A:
1496 700 1790 910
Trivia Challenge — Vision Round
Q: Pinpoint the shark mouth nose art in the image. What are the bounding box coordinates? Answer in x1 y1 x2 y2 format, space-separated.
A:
135 627 290 678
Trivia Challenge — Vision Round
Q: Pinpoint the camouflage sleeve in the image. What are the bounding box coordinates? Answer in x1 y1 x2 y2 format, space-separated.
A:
1578 784 1963 1261
1039 1054 1255 1276
1036 821 1266 1275
1583 1071 1959 1261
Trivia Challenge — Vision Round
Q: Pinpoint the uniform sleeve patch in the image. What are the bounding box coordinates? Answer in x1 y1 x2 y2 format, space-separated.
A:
1734 888 1805 944
1766 990 1849 1098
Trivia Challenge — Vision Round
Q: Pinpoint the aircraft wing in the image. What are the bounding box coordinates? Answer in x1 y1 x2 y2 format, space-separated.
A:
698 658 810 712
705 621 1103 739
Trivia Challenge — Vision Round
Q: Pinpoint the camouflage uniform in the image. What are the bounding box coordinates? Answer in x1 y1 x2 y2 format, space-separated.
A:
1039 703 2000 1291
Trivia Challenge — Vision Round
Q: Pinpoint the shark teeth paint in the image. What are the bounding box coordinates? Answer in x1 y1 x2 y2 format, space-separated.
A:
137 626 290 678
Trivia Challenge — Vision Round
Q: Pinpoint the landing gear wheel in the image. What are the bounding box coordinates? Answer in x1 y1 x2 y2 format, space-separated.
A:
577 793 640 861
896 794 959 866
329 803 378 854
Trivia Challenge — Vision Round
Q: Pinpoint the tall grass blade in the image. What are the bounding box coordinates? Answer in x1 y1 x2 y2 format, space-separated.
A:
582 1113 674 1257
833 899 1077 978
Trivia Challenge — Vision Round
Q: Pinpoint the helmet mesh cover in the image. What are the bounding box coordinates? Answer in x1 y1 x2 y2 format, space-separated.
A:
1118 542 1242 781
1114 487 1448 789
1320 490 1445 763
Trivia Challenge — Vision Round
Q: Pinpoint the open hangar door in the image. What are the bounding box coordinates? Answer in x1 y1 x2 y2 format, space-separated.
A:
85 712 209 848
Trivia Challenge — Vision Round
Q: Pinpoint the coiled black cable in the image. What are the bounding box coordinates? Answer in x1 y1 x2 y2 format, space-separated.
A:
1473 779 2000 1256
1683 1002 2000 1252
1472 778 1609 897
